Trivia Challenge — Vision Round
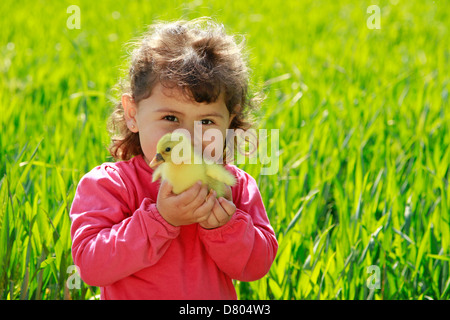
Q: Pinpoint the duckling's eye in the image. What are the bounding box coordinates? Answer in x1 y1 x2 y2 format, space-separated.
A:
165 147 171 152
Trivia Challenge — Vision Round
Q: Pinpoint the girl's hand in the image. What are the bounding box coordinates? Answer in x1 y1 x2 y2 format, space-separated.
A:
156 180 216 227
199 186 236 230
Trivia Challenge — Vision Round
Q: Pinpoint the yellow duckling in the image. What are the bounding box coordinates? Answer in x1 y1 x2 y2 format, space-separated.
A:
149 132 236 198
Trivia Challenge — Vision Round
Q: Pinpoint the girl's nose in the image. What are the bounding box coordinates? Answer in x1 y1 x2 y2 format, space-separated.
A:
179 121 203 146
193 121 203 141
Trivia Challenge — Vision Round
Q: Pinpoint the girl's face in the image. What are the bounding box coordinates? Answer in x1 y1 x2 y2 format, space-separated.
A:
122 82 235 165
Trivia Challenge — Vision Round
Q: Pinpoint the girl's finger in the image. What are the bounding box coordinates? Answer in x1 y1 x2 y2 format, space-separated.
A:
218 197 236 216
177 181 202 204
212 199 230 224
187 184 209 210
194 190 216 221
159 180 174 198
200 212 219 229
207 210 220 227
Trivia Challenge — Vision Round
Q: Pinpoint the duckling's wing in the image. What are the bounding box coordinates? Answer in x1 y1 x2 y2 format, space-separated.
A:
152 166 163 182
206 177 226 198
205 164 236 186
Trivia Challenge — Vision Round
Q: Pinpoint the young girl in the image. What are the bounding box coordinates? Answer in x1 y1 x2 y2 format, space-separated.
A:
70 18 278 300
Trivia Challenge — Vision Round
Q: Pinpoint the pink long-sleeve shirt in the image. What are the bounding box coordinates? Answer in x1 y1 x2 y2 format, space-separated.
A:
69 155 278 300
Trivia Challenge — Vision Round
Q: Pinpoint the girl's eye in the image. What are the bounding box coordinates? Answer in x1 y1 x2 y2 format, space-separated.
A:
201 119 214 125
164 115 178 122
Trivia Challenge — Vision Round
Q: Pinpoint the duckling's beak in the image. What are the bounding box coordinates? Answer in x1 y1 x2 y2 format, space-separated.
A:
150 153 165 168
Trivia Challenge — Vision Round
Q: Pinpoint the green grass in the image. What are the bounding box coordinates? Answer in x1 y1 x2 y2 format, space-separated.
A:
1 0 449 299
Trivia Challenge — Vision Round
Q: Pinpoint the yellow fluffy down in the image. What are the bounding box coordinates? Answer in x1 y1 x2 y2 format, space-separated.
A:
150 132 236 198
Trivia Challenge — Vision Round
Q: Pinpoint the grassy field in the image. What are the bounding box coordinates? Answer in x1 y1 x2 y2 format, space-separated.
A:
1 0 449 300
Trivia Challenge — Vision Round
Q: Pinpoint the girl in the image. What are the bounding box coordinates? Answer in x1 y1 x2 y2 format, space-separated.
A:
70 18 278 300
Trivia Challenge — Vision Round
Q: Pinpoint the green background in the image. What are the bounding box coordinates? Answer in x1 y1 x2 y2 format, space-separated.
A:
1 0 449 299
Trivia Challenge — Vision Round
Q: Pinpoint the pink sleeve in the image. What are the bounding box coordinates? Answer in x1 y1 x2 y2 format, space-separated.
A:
69 165 180 287
198 169 278 281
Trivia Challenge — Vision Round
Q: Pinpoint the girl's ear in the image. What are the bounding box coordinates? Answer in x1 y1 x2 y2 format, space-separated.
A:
122 93 139 132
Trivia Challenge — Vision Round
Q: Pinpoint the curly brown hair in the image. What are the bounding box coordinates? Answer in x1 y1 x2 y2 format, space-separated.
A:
108 17 261 161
